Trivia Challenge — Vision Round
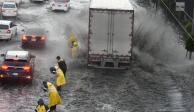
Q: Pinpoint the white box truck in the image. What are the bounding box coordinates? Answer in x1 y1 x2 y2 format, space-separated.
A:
88 0 134 69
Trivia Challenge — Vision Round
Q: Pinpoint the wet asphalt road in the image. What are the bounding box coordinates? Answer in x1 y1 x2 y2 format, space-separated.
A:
0 0 194 112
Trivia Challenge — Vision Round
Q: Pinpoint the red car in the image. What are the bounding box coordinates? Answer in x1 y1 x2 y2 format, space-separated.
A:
21 28 47 48
0 51 35 83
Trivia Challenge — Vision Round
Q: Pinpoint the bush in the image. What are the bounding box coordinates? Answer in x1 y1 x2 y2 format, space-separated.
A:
185 21 193 33
185 32 194 52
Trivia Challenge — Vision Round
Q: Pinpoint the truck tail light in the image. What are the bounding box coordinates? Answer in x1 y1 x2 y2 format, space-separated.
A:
1 64 8 70
7 30 11 33
1 9 5 12
22 35 27 41
23 65 31 71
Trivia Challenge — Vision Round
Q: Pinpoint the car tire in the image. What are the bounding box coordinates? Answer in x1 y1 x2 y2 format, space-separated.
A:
1 16 5 20
15 29 17 36
10 34 13 40
22 43 26 48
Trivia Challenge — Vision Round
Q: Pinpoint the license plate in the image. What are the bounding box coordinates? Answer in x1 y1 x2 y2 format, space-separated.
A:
58 5 61 7
12 73 18 76
31 38 36 41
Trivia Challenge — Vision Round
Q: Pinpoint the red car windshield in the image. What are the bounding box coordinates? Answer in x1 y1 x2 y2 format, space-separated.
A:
5 59 27 62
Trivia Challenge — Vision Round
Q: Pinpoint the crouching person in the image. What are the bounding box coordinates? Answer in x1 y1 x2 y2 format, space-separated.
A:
50 65 66 92
35 98 49 112
43 81 62 112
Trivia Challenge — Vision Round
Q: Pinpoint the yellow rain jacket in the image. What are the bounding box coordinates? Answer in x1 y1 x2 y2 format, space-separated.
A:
67 32 79 58
55 65 66 87
47 82 61 108
68 32 78 48
71 41 78 58
35 105 47 112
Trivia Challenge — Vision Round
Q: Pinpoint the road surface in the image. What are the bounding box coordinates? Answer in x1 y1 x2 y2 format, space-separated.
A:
0 0 194 112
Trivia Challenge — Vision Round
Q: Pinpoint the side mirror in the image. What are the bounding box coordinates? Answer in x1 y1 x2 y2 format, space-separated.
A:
21 29 25 32
30 55 36 58
0 53 5 57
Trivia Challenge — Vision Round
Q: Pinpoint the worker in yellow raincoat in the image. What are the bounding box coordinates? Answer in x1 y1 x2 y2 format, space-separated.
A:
35 98 49 112
54 65 66 91
50 65 66 92
43 81 61 112
71 41 79 58
67 32 79 58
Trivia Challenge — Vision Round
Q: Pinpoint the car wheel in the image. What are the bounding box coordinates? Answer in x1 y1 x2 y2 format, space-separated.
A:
15 29 17 35
22 43 26 48
1 16 5 20
10 34 13 40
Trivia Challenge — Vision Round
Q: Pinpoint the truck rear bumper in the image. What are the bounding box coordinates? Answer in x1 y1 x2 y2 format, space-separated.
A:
88 60 130 69
88 64 129 70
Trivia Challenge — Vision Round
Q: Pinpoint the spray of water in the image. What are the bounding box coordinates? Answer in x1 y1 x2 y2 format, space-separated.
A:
132 4 194 71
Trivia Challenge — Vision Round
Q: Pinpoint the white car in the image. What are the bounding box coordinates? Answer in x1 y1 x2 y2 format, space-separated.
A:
30 0 45 2
50 0 70 11
1 2 18 17
0 20 17 40
0 0 22 5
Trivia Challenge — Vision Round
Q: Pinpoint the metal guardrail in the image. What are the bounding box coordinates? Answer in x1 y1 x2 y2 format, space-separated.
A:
159 0 194 41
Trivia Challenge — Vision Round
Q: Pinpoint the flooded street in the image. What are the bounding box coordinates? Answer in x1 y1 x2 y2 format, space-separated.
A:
0 0 194 112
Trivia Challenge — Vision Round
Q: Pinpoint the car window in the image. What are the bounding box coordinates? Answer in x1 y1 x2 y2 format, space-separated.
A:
3 4 16 8
55 0 70 3
0 25 9 29
5 59 28 62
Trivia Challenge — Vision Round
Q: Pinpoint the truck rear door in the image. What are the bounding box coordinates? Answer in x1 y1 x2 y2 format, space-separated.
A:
89 9 133 56
89 9 109 55
113 11 133 56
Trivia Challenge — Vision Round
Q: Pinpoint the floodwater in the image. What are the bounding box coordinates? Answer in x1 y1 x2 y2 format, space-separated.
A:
0 0 194 112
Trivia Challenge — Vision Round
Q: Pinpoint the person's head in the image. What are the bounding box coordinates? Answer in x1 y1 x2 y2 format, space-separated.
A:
50 67 56 74
56 56 61 61
43 81 48 89
73 41 78 47
37 98 44 105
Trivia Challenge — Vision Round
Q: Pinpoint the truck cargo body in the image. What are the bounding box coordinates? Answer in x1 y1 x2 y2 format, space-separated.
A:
88 0 134 69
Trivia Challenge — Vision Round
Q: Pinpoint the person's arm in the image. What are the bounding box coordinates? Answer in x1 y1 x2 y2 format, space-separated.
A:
44 104 49 111
34 105 38 112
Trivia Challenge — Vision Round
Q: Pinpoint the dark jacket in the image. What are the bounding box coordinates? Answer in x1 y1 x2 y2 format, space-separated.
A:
57 59 67 76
